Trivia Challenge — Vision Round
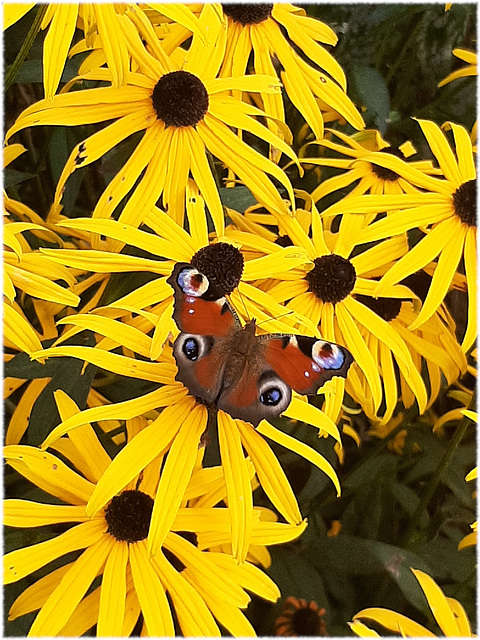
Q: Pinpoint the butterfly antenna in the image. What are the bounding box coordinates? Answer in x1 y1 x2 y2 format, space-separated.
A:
235 283 250 321
256 308 295 328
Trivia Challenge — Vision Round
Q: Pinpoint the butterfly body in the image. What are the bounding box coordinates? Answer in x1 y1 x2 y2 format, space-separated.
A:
167 263 353 427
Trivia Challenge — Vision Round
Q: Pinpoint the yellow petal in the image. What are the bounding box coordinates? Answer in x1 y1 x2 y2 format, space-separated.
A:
4 445 94 505
411 568 460 636
28 535 115 637
257 420 341 495
148 403 208 555
152 551 220 636
8 563 72 621
353 606 435 636
284 396 341 441
97 541 128 636
43 3 79 98
4 519 106 584
236 419 301 525
86 398 195 516
42 385 186 448
31 345 175 384
4 500 88 527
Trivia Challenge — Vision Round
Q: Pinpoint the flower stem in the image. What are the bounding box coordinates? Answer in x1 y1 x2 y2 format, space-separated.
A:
402 403 474 546
5 5 48 93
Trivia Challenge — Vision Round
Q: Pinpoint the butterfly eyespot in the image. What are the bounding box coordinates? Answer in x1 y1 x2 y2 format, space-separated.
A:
260 387 283 406
182 338 199 361
178 268 209 297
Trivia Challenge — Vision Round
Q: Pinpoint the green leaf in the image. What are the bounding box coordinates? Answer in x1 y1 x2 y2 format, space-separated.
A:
350 66 390 134
220 186 257 214
4 167 36 188
27 359 97 446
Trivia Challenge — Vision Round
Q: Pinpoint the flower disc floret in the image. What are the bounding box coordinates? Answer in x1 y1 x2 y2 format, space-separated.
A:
306 255 356 304
371 147 407 181
222 3 273 25
105 490 154 543
152 70 209 128
453 179 476 227
191 242 245 297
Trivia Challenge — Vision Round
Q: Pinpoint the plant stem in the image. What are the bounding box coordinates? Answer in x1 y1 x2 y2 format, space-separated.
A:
402 409 474 546
5 5 48 93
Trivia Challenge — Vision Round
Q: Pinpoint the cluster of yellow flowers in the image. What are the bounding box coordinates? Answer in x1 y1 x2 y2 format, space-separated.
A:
3 4 476 637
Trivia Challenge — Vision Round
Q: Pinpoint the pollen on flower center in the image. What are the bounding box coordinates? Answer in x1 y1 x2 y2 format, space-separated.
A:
355 294 402 322
105 490 154 543
306 254 356 304
152 70 209 128
222 3 273 25
191 242 245 297
453 179 476 227
371 147 406 181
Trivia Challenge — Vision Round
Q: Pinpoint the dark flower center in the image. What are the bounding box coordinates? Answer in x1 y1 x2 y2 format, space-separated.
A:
371 147 406 182
291 606 326 636
191 242 244 297
275 235 294 247
306 254 356 304
222 3 273 25
453 179 476 227
151 70 209 128
356 294 402 322
105 490 154 543
164 531 198 572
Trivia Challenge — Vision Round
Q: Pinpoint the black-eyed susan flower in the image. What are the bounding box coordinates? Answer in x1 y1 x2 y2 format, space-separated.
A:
4 391 306 636
321 118 477 353
226 202 429 425
275 596 327 636
146 3 364 142
7 4 298 241
300 129 440 202
218 3 364 141
33 305 339 565
350 568 473 637
40 186 315 359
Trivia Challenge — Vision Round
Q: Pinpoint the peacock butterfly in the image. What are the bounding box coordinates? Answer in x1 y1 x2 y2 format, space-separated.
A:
167 262 354 427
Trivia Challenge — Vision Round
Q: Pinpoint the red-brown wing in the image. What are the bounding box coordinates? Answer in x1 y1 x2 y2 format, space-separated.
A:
167 262 236 336
263 335 353 395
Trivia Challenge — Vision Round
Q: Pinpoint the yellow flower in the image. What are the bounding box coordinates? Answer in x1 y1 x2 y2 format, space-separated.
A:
300 129 440 202
218 3 365 140
322 119 477 353
7 5 297 241
226 201 429 425
147 3 364 141
4 391 305 637
350 568 474 637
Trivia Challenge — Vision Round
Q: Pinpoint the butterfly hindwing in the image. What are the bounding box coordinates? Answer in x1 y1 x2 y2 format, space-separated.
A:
263 335 353 395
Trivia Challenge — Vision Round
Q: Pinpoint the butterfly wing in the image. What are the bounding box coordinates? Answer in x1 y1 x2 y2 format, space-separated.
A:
263 334 353 396
216 348 293 427
167 263 237 403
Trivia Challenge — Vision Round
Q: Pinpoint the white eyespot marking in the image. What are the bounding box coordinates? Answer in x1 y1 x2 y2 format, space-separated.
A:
186 296 196 304
312 363 321 373
312 342 344 370
188 309 194 314
178 267 209 297
304 371 310 378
